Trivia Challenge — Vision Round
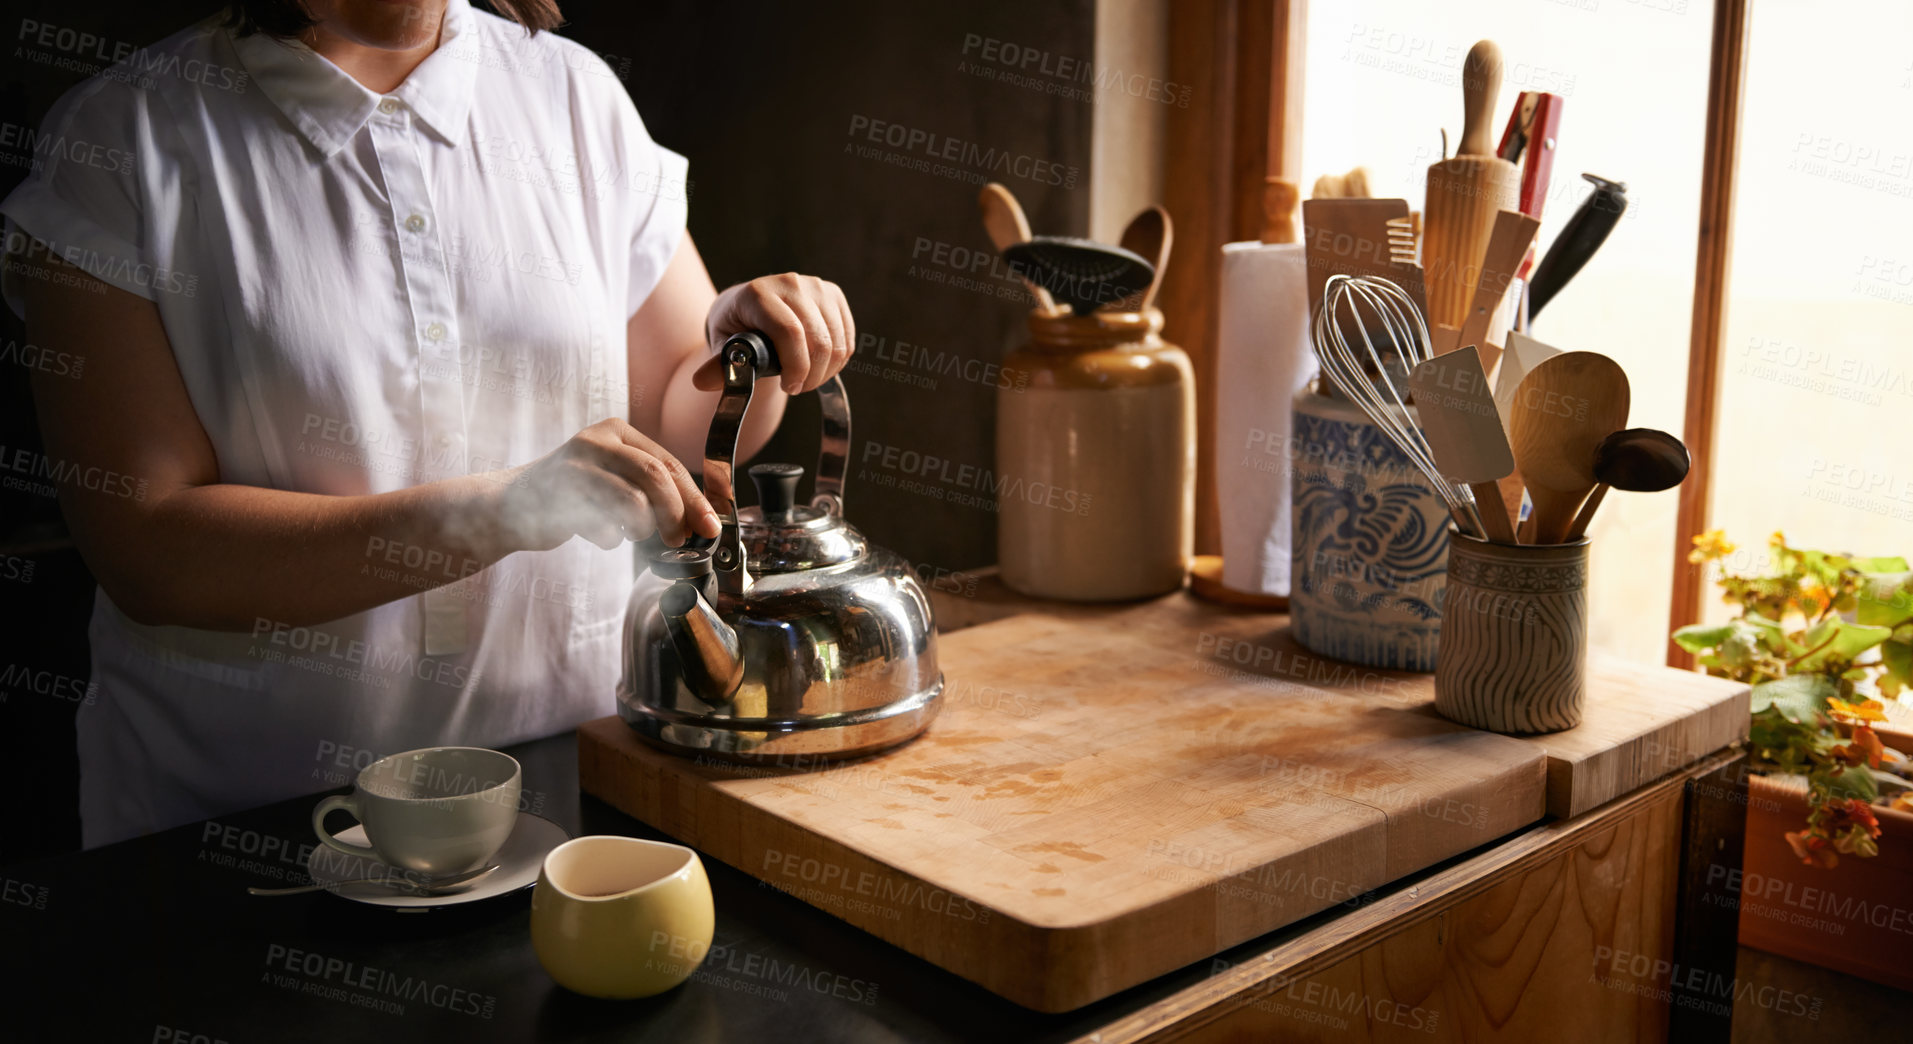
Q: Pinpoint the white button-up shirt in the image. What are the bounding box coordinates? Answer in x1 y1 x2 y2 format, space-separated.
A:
1 0 689 846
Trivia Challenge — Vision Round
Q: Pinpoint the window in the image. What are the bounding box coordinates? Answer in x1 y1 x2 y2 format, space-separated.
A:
1704 1 1913 606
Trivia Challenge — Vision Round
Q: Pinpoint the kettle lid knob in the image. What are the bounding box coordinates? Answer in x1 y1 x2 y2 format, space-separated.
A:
749 463 804 519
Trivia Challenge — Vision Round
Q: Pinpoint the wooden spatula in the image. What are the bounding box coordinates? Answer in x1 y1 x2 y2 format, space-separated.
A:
1490 330 1563 534
978 182 1058 314
1494 331 1563 422
1507 351 1630 544
1301 198 1429 339
1448 209 1540 369
1409 346 1517 543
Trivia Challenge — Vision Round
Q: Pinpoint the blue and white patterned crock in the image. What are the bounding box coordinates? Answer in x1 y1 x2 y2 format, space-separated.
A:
1288 383 1449 672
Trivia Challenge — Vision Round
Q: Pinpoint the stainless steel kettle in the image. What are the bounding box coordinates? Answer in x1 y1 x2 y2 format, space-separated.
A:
616 331 943 760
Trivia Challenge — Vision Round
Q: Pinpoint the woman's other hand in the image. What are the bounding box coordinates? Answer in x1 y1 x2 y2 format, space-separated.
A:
495 419 720 552
694 273 855 395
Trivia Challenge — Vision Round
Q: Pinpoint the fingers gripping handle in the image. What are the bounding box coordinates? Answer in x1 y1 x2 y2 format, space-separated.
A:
722 330 780 382
636 331 852 598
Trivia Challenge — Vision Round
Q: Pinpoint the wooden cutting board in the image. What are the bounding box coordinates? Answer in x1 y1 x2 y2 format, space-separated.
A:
934 586 1751 819
579 609 1551 1012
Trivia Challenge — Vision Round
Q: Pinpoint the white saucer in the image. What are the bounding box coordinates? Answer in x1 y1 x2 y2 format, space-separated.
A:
305 812 569 910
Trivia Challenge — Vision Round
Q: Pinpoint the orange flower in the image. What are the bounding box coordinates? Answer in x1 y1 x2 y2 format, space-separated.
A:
1830 727 1886 769
1793 799 1885 868
1823 797 1882 840
1855 727 1885 768
1786 829 1840 868
1828 698 1888 724
1688 529 1737 565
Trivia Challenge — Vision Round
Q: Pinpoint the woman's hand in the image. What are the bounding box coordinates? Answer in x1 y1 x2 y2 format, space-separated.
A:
694 273 855 395
494 419 721 553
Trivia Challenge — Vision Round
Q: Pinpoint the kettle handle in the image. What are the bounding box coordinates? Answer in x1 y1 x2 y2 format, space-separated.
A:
702 331 852 598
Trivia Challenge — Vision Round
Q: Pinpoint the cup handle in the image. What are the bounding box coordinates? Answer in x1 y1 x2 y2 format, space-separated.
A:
312 794 377 859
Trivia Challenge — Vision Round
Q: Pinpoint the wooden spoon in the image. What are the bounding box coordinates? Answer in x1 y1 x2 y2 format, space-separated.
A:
1108 205 1171 313
1506 350 1630 544
978 183 1058 314
1563 428 1689 540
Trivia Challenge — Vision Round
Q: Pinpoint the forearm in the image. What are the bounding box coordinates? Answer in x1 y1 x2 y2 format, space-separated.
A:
82 471 517 632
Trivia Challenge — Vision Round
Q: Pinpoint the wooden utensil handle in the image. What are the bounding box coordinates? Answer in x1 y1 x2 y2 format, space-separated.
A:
1564 484 1609 540
1261 177 1299 245
1459 40 1503 157
1470 481 1517 543
1495 472 1524 537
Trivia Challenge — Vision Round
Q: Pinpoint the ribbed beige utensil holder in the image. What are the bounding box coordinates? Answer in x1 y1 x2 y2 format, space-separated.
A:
1434 531 1589 734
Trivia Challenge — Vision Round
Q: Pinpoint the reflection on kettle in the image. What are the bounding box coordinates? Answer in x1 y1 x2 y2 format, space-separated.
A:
616 331 944 761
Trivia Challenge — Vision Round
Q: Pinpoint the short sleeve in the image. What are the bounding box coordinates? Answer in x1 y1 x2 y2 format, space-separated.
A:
605 89 690 318
0 75 157 317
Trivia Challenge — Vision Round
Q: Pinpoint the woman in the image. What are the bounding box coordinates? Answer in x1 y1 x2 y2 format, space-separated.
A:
0 0 854 846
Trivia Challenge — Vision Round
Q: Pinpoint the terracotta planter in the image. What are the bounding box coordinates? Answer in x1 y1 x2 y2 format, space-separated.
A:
1736 772 1913 992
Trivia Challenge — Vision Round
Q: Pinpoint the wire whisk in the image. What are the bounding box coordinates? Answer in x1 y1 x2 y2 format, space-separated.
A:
1309 273 1485 538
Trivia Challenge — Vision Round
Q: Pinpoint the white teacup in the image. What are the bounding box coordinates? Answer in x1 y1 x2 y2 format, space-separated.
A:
312 747 522 875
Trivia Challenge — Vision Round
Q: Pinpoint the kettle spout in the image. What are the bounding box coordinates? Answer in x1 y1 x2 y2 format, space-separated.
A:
659 582 744 703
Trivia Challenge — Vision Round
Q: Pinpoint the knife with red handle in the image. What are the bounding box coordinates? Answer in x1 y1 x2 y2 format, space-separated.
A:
1496 91 1563 277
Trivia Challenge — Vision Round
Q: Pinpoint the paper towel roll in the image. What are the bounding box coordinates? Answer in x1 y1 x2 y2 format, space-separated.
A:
1216 240 1313 596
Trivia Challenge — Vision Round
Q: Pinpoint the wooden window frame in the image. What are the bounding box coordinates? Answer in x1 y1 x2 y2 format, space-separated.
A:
1669 0 1750 667
1161 0 1752 669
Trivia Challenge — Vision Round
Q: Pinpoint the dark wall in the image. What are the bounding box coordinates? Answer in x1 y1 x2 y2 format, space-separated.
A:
560 0 1094 572
0 1 1094 859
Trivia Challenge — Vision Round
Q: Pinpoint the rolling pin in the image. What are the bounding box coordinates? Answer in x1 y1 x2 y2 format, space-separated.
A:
1423 40 1520 332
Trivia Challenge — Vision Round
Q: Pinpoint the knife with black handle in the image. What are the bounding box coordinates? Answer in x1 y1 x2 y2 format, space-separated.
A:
1527 173 1627 320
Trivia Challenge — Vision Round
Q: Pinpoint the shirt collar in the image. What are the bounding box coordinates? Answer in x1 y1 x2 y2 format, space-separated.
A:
229 0 478 158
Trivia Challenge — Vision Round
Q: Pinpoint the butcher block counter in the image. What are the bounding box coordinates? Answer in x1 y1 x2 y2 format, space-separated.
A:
578 574 1755 1041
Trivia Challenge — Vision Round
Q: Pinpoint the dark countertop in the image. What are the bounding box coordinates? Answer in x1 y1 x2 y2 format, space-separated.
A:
0 729 1286 1042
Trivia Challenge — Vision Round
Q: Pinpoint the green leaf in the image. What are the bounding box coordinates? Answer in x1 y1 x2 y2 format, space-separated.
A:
1734 613 1786 646
1794 549 1848 590
1674 616 1785 671
1751 675 1838 724
1673 622 1733 654
1850 556 1909 573
1793 618 1892 672
1856 569 1913 628
1749 710 1817 760
1821 762 1879 803
1882 638 1912 698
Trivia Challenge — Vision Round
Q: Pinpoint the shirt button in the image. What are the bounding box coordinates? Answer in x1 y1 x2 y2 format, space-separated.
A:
436 433 455 449
378 97 401 115
425 322 447 342
404 213 428 233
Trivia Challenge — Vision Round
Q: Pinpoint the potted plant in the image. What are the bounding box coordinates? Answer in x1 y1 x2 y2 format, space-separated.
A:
1675 530 1913 990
